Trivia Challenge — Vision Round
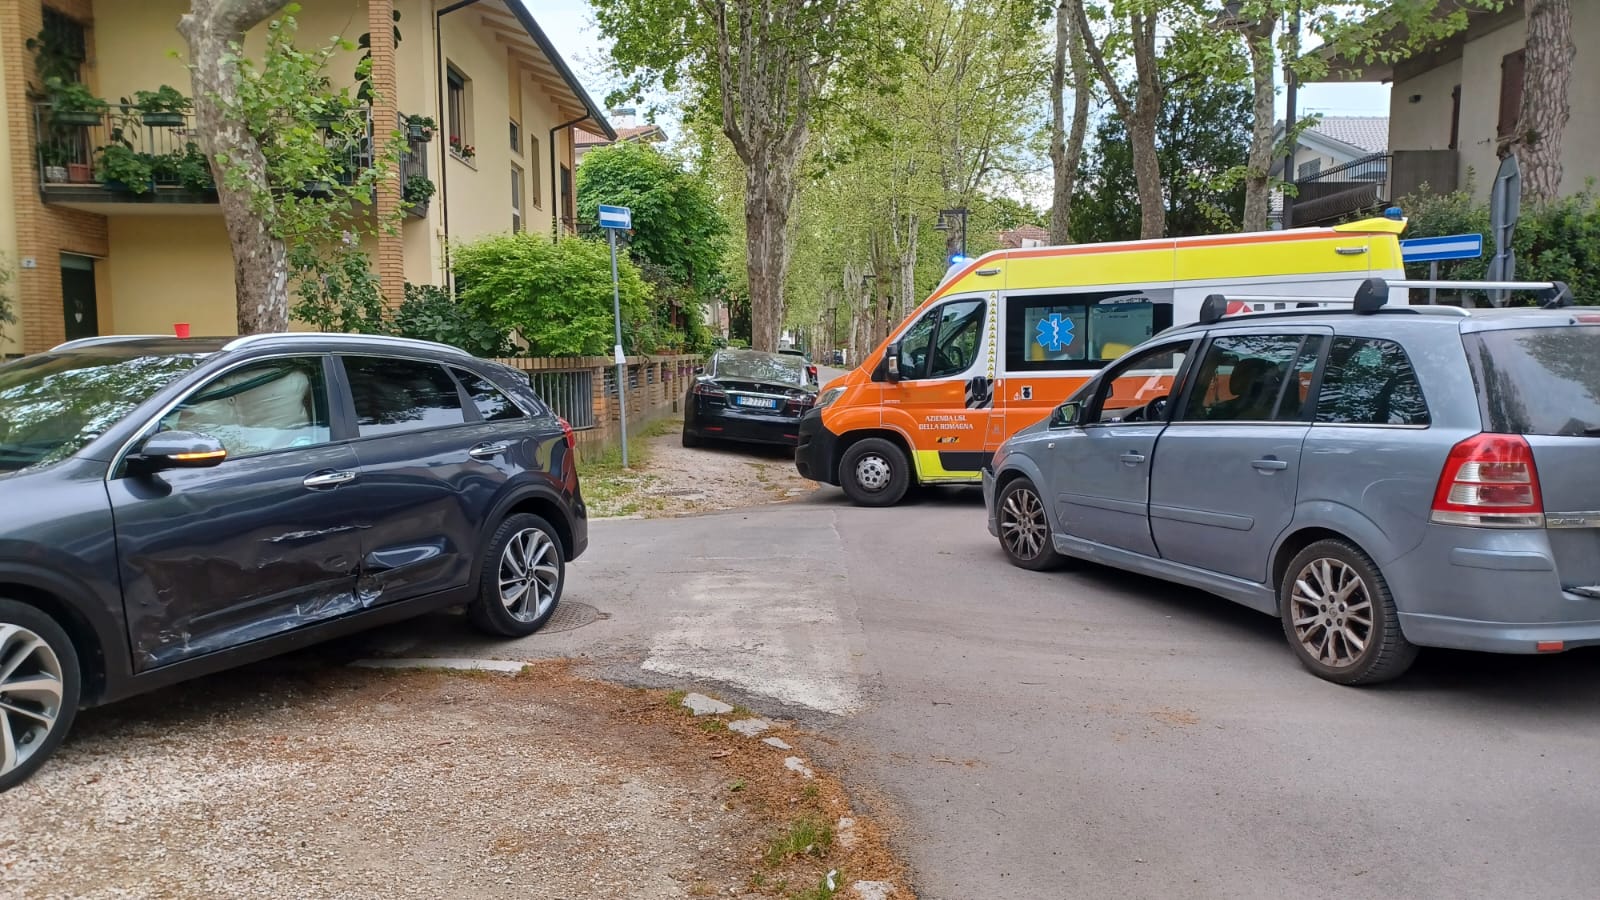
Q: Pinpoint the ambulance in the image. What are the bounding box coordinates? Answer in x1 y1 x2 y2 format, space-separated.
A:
794 216 1410 506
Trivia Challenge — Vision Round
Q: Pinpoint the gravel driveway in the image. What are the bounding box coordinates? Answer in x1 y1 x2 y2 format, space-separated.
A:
585 418 817 518
0 657 906 899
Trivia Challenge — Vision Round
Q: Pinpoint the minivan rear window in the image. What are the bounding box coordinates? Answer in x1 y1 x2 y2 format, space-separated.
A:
1466 327 1600 436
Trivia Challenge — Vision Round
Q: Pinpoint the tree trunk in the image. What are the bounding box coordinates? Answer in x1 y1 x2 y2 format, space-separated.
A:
1072 1 1164 239
1049 0 1091 244
743 146 799 351
180 0 290 335
1238 17 1279 232
1516 0 1574 203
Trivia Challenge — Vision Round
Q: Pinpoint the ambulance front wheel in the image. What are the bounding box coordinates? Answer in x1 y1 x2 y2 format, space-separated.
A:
839 438 911 507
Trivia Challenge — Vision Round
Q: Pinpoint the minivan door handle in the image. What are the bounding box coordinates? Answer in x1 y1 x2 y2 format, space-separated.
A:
303 469 357 489
1251 457 1289 471
1119 451 1147 465
469 441 512 459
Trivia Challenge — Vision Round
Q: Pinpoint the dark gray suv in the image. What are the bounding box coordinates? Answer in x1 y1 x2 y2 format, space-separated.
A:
0 333 587 790
986 279 1597 685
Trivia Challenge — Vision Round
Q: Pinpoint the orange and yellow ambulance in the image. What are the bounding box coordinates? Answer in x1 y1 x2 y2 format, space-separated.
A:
794 217 1409 505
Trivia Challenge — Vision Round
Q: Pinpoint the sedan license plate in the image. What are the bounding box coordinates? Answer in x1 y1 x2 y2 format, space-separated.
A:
735 395 779 409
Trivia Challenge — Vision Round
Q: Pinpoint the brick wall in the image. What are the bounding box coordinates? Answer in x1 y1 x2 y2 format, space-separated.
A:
3 0 109 354
366 0 404 307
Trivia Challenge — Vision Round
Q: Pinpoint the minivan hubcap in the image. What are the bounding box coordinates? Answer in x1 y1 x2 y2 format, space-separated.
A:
1289 559 1374 668
0 624 64 777
855 455 892 492
1000 487 1048 559
499 529 560 623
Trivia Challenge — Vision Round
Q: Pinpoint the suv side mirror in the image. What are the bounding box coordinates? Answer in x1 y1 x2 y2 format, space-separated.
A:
131 431 228 472
1048 402 1081 429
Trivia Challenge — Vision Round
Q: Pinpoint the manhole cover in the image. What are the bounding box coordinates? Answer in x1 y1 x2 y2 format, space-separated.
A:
542 601 605 634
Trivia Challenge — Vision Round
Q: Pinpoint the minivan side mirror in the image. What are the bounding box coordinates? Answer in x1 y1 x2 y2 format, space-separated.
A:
1048 402 1081 429
884 341 902 384
131 431 228 472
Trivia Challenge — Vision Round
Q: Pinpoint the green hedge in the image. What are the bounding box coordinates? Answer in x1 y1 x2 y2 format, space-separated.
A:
1399 185 1600 304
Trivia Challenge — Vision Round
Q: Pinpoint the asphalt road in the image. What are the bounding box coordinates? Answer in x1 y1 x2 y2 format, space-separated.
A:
370 485 1600 900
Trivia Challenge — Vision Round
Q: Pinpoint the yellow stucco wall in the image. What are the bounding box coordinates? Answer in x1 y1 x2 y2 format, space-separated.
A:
105 216 237 336
92 0 367 98
1389 59 1463 154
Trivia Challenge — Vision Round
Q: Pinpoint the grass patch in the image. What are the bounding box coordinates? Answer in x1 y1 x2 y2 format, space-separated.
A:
765 817 834 867
729 778 746 793
665 690 687 708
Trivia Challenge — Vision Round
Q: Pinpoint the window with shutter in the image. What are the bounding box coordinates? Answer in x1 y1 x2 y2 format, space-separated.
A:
1498 50 1525 139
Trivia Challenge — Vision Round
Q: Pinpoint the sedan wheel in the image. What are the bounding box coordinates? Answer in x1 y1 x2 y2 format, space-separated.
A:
0 601 80 792
1279 539 1417 685
996 478 1064 571
469 513 565 637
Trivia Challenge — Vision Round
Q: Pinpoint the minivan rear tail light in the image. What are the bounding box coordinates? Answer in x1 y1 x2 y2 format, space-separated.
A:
1430 433 1544 528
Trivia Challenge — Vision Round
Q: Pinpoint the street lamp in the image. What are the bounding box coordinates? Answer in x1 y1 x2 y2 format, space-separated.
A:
1281 0 1303 229
934 208 969 263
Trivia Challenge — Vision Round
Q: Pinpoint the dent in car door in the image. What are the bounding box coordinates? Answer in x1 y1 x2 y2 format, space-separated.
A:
337 355 509 604
108 355 364 670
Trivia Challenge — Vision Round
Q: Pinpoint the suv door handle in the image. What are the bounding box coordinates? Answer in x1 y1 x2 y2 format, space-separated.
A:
303 469 357 489
1119 451 1147 465
1252 458 1289 471
469 441 512 459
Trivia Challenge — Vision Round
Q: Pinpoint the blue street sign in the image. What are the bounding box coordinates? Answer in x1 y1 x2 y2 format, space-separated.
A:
1400 233 1484 263
598 204 632 230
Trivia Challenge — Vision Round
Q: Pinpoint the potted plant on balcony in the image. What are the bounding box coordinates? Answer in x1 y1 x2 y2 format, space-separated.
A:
175 142 215 194
449 135 474 161
96 143 155 195
403 174 435 216
44 77 107 127
404 114 435 143
129 85 190 127
39 141 69 183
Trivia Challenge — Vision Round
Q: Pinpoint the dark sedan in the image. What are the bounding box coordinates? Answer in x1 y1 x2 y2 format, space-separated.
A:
683 349 819 448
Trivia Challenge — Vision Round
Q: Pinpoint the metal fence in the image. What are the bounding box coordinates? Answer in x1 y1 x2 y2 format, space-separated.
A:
529 369 596 429
1290 153 1392 227
33 103 374 191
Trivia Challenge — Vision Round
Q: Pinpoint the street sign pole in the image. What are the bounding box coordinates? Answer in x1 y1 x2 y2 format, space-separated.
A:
609 226 628 468
598 204 634 468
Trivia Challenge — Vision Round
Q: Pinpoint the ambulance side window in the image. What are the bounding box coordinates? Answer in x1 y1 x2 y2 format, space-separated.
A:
1004 289 1174 372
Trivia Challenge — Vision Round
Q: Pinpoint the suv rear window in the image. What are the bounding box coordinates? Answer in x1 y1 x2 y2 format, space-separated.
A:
1466 327 1600 436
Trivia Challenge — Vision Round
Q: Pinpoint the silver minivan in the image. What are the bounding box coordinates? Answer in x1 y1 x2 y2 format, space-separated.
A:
984 280 1597 684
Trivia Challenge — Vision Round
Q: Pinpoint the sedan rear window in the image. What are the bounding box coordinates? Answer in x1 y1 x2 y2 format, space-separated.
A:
712 352 805 385
1466 327 1600 436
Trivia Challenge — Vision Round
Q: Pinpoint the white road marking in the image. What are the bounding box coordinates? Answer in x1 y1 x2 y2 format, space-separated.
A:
641 568 862 715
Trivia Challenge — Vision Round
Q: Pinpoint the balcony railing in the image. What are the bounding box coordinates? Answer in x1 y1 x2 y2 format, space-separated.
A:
33 103 374 200
1288 153 1391 228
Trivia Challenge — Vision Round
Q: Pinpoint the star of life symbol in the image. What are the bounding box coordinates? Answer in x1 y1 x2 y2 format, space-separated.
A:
1035 313 1074 353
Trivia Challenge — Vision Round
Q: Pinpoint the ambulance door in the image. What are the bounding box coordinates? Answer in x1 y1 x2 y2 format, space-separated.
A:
889 294 992 481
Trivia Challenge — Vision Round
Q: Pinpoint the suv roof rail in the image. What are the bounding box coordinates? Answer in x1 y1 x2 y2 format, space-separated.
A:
50 334 170 352
1198 279 1392 325
221 332 474 357
1380 278 1573 308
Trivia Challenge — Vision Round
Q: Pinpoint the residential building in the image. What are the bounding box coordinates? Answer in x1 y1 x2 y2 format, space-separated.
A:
574 108 667 163
1314 0 1598 206
0 0 613 356
998 224 1049 249
1270 116 1390 228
